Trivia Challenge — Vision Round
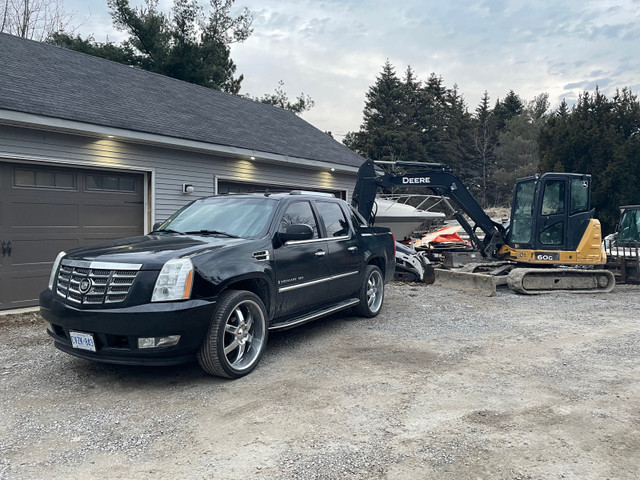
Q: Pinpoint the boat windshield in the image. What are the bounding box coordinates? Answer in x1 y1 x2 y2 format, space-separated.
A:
156 196 277 238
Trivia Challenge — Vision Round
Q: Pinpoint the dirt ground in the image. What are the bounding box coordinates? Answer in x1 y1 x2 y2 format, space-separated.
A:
1 283 639 480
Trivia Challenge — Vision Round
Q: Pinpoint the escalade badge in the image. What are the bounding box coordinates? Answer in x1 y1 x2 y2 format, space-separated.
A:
78 278 92 294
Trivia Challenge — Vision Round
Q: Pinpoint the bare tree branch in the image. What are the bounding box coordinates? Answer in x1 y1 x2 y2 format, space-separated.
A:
0 0 78 41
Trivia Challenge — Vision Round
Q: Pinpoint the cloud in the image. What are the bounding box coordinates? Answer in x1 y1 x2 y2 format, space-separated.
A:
70 0 640 136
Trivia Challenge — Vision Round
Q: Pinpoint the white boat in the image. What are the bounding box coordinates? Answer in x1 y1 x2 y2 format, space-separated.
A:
373 195 446 240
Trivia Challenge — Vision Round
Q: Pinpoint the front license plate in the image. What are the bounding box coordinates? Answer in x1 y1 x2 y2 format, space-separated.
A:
69 331 96 352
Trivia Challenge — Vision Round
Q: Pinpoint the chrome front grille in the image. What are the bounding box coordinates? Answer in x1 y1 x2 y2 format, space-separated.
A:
56 260 142 305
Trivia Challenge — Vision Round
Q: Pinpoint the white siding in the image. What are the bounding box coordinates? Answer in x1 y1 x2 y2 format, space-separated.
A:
0 125 358 223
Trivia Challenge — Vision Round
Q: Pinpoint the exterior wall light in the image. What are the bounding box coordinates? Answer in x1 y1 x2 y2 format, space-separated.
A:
331 168 336 172
182 184 195 194
250 156 256 160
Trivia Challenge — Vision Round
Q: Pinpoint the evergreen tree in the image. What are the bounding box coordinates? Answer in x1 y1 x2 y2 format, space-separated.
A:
349 61 410 162
492 93 550 206
472 91 497 207
493 90 525 130
50 0 249 94
539 87 640 233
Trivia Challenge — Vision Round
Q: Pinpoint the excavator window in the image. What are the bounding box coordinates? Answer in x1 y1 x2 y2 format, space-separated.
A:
570 178 589 214
510 180 536 244
539 222 564 245
541 181 565 216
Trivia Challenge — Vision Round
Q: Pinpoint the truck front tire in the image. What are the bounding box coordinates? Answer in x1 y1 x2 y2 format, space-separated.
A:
198 290 268 378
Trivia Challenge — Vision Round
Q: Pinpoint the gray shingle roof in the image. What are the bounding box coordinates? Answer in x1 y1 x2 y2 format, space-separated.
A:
0 33 364 168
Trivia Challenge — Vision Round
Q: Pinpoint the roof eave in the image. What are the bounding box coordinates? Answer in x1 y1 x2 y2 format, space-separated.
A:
0 109 359 174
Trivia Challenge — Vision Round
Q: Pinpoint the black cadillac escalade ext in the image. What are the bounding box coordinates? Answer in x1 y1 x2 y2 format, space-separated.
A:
39 191 395 378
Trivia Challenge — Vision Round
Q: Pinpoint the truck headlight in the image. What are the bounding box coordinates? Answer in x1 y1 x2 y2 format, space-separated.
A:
48 251 66 291
151 258 194 302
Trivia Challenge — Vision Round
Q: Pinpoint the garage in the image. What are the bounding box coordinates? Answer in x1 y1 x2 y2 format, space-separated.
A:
0 34 365 310
0 162 145 309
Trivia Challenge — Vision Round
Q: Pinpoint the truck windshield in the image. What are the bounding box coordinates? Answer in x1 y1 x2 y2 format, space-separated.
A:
618 208 640 244
157 197 277 238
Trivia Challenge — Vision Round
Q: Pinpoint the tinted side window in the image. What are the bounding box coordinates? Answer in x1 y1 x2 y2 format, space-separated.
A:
541 180 565 216
570 178 589 214
317 202 350 238
279 201 319 238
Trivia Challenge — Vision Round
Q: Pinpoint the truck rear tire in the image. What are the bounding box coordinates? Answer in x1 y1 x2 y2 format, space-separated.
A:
197 290 268 378
354 265 384 318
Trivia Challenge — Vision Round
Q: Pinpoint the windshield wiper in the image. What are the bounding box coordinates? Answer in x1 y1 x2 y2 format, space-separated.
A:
184 230 240 238
151 228 185 235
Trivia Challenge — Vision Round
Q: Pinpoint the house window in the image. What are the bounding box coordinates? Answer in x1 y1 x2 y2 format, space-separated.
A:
15 168 75 189
86 174 136 192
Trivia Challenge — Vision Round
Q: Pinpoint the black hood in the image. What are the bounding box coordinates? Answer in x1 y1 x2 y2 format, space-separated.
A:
63 234 253 269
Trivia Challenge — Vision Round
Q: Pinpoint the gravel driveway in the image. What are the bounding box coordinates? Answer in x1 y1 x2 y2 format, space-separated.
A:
1 283 639 479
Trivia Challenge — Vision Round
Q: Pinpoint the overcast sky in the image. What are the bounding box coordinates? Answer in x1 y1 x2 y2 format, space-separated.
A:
68 0 640 140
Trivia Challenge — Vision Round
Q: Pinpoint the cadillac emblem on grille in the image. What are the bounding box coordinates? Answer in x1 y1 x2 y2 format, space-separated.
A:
55 260 142 305
78 278 92 294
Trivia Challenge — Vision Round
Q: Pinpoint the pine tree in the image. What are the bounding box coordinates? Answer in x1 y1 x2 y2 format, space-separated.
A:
351 61 408 162
539 87 640 233
473 91 497 207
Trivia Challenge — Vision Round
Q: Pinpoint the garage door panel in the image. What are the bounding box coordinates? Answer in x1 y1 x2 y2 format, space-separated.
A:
8 238 80 265
4 269 52 306
0 162 145 309
11 201 79 227
81 203 143 228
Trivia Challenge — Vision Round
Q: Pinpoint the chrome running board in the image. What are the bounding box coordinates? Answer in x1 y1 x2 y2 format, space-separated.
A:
269 298 359 331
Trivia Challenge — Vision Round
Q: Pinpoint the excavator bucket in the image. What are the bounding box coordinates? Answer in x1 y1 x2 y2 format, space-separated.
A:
434 269 504 296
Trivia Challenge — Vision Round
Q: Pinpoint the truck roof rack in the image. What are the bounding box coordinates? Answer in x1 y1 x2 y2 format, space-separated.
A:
289 190 335 197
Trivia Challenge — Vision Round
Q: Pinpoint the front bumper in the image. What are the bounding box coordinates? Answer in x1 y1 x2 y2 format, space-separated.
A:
39 289 217 366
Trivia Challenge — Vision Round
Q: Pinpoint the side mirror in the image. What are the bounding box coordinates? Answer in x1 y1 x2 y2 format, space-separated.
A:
278 224 314 243
151 222 162 232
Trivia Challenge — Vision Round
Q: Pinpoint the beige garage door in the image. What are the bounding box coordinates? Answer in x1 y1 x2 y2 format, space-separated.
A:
0 162 145 309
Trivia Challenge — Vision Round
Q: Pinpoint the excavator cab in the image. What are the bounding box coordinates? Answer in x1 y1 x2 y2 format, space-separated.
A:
508 173 592 251
501 173 605 265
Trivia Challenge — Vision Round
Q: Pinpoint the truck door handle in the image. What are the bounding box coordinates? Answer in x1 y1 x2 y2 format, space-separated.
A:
6 241 11 256
315 250 326 257
348 246 358 252
1 241 6 257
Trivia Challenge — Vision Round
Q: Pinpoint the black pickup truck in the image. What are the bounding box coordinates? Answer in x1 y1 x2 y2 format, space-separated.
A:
39 191 395 378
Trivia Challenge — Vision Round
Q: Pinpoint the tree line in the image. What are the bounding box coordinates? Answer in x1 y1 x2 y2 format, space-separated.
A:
344 61 640 234
3 1 638 233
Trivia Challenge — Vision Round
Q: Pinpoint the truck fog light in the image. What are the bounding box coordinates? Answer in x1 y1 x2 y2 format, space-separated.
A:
137 335 181 349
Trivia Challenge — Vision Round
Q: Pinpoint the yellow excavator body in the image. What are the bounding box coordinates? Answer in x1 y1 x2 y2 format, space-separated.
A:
497 219 607 266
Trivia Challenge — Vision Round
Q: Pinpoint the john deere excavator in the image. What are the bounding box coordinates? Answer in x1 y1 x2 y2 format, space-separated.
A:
352 160 615 294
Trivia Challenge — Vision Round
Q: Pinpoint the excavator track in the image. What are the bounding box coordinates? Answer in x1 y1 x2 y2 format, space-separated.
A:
506 268 615 294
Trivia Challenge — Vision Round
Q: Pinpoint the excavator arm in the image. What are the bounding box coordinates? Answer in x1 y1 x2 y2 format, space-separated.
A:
352 159 506 259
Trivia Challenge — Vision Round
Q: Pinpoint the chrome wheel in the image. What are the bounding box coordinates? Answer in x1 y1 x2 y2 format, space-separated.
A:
354 265 385 318
198 290 268 378
366 269 384 314
222 299 265 371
